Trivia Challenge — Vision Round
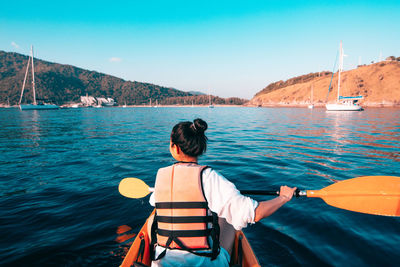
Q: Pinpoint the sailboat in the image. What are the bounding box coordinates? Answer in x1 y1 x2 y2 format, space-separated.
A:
19 46 59 110
5 97 11 108
325 41 363 111
308 84 314 109
208 94 214 108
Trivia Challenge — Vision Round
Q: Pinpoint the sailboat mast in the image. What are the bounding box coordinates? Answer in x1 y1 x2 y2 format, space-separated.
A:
337 41 343 102
19 50 31 105
31 46 37 105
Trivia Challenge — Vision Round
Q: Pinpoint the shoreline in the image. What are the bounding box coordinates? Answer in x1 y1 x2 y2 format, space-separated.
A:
2 103 399 109
245 102 400 108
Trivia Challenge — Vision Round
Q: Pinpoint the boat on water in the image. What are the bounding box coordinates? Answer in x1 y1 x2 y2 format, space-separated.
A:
96 97 116 107
308 84 314 109
120 210 260 267
18 46 59 110
19 102 59 110
326 96 363 111
208 94 214 108
325 41 363 111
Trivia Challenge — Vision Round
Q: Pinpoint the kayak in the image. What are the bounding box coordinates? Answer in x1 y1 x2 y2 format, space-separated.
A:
120 210 260 267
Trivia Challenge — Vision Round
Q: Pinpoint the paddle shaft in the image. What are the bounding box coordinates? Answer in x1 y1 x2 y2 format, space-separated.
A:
146 186 305 197
240 189 306 197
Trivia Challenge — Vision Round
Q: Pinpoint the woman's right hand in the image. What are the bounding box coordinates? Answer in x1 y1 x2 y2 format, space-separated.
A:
279 185 297 202
254 185 297 222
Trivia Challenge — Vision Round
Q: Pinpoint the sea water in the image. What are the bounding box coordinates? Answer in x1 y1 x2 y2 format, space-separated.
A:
1 107 399 266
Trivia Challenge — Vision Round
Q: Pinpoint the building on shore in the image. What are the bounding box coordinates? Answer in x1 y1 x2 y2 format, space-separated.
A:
80 95 116 107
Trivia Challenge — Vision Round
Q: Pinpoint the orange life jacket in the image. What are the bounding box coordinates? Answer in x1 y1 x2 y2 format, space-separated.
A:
151 162 220 260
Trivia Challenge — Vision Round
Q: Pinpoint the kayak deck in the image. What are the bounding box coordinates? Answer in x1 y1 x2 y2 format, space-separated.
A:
120 210 260 267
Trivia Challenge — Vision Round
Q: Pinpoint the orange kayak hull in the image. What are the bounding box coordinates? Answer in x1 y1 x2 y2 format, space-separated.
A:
120 210 154 267
120 210 260 267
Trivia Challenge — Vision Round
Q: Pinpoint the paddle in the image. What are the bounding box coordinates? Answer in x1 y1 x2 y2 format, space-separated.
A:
119 176 400 217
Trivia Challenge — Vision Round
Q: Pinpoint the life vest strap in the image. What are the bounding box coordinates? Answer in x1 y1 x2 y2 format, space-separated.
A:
157 228 212 238
156 201 208 209
156 215 213 223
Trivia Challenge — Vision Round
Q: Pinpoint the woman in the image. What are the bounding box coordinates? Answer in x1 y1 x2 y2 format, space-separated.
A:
148 118 296 266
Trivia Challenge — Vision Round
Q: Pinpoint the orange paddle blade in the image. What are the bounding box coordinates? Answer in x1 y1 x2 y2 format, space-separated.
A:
119 178 152 199
307 176 400 216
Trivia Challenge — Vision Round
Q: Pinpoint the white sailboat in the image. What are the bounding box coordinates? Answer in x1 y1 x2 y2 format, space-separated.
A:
19 46 59 110
308 84 314 109
208 94 214 108
326 41 363 111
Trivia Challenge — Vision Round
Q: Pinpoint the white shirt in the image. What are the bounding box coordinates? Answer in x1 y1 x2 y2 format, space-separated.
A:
149 167 258 266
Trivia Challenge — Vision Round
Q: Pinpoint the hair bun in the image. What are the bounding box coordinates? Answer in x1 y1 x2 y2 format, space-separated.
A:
193 118 207 133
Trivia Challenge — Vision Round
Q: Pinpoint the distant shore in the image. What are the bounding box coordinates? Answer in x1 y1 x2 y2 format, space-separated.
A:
245 102 400 108
118 104 243 108
249 61 400 108
2 103 399 108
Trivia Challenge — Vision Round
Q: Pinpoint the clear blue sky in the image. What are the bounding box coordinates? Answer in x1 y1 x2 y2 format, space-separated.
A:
1 0 399 99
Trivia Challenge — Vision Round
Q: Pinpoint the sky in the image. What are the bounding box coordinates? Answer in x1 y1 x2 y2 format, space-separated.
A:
1 0 399 99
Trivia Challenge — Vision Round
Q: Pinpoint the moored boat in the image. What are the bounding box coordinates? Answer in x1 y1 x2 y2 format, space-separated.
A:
326 96 363 111
325 41 363 111
20 103 59 110
308 84 314 109
120 210 260 267
18 46 59 110
208 94 214 108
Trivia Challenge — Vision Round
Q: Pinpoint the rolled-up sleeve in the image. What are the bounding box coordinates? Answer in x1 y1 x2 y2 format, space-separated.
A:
202 168 258 230
149 192 155 206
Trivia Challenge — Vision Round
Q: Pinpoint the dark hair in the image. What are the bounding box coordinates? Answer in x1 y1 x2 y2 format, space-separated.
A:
170 118 208 157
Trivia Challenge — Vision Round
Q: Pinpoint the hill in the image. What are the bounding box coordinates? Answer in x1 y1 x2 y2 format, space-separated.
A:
0 51 247 106
248 61 400 107
187 91 206 95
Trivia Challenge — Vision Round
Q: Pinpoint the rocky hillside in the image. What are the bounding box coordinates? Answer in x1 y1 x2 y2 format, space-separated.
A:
0 51 247 106
248 61 400 107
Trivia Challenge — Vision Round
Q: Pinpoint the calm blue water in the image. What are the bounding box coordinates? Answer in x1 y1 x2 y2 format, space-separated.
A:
1 107 399 266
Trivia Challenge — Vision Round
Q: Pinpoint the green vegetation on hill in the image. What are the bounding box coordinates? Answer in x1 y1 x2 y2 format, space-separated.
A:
0 51 247 106
162 95 245 105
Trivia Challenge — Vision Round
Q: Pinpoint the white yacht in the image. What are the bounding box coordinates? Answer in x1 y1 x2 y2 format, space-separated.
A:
326 41 363 111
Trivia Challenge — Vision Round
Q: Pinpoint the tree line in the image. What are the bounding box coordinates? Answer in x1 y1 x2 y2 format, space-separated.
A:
0 51 247 106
